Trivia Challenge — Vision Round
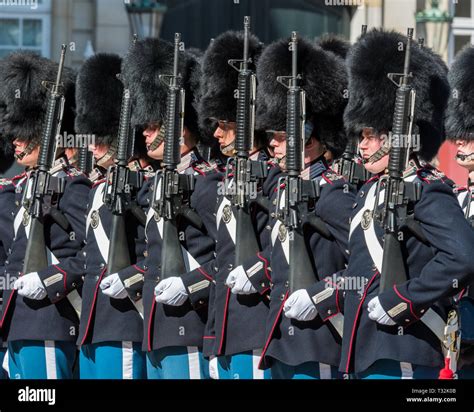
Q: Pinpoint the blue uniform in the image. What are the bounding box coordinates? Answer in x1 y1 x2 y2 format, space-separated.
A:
0 174 23 379
118 150 221 379
77 169 151 379
201 151 281 379
456 184 474 379
1 160 90 379
308 163 474 378
258 158 355 379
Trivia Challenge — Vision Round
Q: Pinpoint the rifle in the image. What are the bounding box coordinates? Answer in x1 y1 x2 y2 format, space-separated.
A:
78 146 94 175
333 25 370 188
22 45 71 274
377 28 420 292
276 32 333 294
152 33 202 280
226 16 268 265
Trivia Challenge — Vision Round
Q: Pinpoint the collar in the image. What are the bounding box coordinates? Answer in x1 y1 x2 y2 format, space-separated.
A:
177 149 199 173
301 154 328 180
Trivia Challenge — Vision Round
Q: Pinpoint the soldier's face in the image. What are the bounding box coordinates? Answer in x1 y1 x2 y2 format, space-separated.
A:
268 131 287 160
143 123 164 160
214 120 236 151
359 128 389 174
455 139 474 171
13 138 39 168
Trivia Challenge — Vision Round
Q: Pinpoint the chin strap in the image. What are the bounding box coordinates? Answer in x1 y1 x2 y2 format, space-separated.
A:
456 152 474 162
147 123 166 153
14 139 40 160
96 144 117 168
220 140 236 157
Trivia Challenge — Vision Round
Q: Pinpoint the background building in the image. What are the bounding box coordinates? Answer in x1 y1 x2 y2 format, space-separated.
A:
0 0 471 183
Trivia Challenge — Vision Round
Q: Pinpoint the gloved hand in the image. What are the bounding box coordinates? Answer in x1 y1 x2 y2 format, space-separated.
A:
367 296 396 325
100 273 128 299
283 289 317 321
14 272 47 300
225 265 257 295
155 277 188 306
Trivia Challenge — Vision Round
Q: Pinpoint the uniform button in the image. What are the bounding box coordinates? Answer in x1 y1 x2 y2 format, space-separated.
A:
359 191 365 197
280 294 285 301
81 276 85 281
271 212 276 218
272 199 277 205
4 260 8 265
261 282 266 288
265 225 272 230
100 263 105 269
15 200 19 206
136 292 141 298
95 276 99 281
83 251 86 257
284 280 289 288
405 319 410 323
352 203 357 209
327 309 332 315
156 276 160 282
72 282 76 288
56 292 60 298
214 266 218 272
420 309 425 314
227 263 233 271
198 300 204 305
144 265 148 270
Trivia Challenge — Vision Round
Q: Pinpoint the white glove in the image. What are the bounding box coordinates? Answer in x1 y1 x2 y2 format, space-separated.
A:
154 277 188 306
367 296 396 325
225 265 257 295
14 272 47 300
100 273 128 299
283 289 317 321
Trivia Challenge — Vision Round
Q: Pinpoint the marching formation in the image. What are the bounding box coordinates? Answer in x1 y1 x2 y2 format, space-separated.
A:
0 18 473 380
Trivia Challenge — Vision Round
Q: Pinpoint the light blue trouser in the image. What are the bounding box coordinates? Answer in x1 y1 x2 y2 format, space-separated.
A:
79 341 146 379
146 346 210 379
213 349 271 379
356 359 440 379
7 340 76 379
271 360 342 379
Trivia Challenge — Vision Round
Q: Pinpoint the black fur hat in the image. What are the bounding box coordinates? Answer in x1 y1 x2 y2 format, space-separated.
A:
198 31 262 132
316 34 351 59
121 37 201 137
344 29 450 161
446 44 474 142
0 51 76 144
75 53 123 146
256 36 348 157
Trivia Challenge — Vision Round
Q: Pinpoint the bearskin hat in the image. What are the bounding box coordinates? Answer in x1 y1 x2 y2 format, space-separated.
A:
121 37 201 138
0 51 75 145
256 35 348 157
344 29 450 161
445 44 474 142
316 33 351 59
75 53 123 146
198 31 263 132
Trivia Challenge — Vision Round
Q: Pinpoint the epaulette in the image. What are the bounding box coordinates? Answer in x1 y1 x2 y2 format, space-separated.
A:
416 167 451 185
0 178 13 188
92 178 107 188
321 169 344 184
65 165 85 178
193 161 218 176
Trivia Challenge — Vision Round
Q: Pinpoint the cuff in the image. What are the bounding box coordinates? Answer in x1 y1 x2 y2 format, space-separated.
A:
37 264 82 303
378 284 425 326
242 252 272 295
306 277 343 321
117 264 145 302
181 267 213 308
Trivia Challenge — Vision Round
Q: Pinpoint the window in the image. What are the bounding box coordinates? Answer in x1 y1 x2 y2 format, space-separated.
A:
449 0 474 63
0 0 51 57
